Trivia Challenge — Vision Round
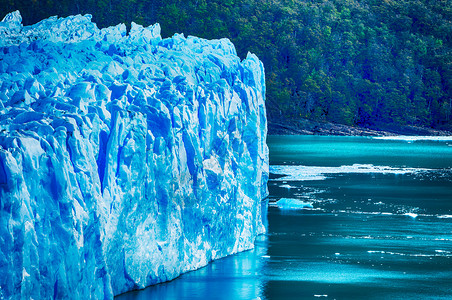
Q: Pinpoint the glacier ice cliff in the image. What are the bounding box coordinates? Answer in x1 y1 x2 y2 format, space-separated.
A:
0 11 268 299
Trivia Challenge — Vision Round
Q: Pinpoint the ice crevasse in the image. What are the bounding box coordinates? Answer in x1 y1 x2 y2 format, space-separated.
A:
0 11 268 299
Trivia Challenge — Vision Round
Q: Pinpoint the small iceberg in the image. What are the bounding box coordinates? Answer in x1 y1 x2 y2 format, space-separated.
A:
276 198 314 210
437 215 452 219
404 213 418 219
279 184 296 189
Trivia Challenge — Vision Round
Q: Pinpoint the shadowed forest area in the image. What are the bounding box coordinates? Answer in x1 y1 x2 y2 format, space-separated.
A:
2 0 451 133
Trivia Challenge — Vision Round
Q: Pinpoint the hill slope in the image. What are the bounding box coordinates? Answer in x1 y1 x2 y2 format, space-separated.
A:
2 0 451 132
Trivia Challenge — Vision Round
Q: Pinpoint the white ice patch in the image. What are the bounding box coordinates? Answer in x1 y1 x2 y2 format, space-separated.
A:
437 215 452 219
373 136 452 142
279 184 297 189
404 213 418 219
270 164 430 181
276 198 313 210
368 250 452 257
336 210 394 216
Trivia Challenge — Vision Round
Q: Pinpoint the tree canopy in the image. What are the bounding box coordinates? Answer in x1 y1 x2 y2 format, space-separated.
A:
2 0 451 131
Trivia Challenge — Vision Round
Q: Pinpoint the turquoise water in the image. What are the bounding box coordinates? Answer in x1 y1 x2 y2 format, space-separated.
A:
117 136 452 299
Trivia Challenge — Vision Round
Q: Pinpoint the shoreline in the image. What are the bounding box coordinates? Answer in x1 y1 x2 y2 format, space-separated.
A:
268 119 452 137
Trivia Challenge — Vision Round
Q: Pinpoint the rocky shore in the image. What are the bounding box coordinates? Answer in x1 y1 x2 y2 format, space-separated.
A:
268 119 452 136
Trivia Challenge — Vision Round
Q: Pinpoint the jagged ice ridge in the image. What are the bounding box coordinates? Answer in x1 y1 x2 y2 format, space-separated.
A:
0 11 268 299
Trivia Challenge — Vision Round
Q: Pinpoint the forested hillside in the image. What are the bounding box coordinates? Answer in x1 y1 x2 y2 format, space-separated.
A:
2 0 451 132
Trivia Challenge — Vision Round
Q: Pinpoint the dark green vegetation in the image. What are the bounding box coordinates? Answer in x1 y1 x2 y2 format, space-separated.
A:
2 0 451 131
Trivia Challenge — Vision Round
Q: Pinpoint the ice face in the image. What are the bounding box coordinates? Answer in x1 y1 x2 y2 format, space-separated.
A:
0 11 268 299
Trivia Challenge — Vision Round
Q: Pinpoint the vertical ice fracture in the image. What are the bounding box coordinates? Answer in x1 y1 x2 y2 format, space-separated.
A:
0 11 268 299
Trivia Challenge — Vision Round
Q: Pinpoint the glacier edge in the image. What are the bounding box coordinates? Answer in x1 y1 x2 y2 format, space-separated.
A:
0 11 268 299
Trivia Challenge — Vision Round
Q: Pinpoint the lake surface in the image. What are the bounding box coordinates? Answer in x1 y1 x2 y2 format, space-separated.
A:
117 135 452 300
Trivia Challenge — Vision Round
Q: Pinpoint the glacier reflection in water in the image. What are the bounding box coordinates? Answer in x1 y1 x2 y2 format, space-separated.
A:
117 136 452 299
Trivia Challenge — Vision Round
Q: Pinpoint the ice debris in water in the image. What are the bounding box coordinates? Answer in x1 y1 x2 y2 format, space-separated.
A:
270 164 432 181
0 11 268 299
279 184 296 189
404 213 418 219
276 198 314 210
373 136 452 142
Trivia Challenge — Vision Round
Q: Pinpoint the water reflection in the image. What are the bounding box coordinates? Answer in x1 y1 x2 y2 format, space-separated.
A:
118 203 452 300
117 234 268 300
118 137 452 300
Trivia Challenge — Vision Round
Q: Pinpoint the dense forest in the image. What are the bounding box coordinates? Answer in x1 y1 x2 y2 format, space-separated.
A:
2 0 451 132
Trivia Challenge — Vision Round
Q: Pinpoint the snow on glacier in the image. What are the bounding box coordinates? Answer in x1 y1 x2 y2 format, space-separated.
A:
0 11 268 299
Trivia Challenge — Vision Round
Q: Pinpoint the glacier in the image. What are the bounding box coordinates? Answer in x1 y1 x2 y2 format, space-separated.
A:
0 11 268 299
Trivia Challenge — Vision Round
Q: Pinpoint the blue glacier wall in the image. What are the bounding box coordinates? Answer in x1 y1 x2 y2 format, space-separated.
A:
0 11 268 299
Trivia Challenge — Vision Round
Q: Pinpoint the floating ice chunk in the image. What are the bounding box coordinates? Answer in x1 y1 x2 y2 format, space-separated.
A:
437 215 452 219
276 198 313 210
373 136 452 142
404 213 418 219
279 184 296 189
270 164 432 181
